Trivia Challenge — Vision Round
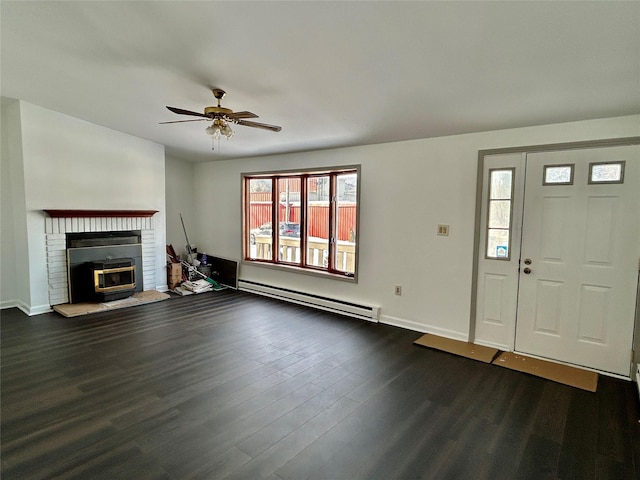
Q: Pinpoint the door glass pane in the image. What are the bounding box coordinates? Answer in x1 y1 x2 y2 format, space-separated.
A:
544 164 573 185
589 162 624 183
278 177 301 263
336 173 357 274
488 200 511 228
306 176 329 268
490 170 513 199
487 229 510 258
486 169 513 260
248 178 273 260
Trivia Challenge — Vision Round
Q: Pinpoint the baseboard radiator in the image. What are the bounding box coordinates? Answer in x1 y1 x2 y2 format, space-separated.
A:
238 280 380 322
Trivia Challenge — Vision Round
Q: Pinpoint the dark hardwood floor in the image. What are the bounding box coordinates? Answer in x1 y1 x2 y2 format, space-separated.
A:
1 290 639 479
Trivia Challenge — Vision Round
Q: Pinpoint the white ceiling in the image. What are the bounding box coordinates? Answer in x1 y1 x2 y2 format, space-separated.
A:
2 1 638 162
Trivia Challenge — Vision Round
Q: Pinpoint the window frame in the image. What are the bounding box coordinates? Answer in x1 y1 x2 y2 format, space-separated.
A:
543 163 574 186
485 167 515 261
588 160 625 184
242 165 360 281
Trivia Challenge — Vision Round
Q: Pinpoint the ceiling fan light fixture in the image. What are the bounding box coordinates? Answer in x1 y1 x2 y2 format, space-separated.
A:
204 123 220 138
205 119 233 140
221 123 234 139
205 123 219 139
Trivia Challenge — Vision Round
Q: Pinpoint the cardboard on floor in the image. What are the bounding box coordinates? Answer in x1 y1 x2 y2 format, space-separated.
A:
414 333 500 364
492 351 598 392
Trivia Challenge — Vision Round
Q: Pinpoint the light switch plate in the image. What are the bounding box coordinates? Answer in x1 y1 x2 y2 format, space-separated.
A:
437 224 449 236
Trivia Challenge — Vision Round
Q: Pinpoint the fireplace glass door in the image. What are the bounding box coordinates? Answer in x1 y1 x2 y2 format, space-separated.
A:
94 265 136 293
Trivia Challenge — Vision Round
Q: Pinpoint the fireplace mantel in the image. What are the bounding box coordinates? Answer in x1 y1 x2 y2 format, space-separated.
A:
43 209 158 218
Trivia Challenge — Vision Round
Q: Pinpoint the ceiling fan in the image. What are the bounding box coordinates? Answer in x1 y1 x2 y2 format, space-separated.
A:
161 88 282 141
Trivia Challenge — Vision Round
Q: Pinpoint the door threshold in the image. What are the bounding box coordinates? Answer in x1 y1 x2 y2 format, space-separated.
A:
512 350 632 381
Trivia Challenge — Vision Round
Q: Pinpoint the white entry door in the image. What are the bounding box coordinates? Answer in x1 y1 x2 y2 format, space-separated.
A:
514 146 639 376
474 153 525 351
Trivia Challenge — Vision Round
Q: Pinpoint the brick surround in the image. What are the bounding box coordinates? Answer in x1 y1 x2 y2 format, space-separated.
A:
44 215 157 306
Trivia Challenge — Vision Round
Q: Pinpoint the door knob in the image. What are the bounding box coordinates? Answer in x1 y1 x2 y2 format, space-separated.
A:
523 267 532 274
524 258 532 265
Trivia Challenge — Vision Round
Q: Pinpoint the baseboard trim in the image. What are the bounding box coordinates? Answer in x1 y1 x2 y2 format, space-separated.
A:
25 303 53 316
3 301 54 316
0 299 19 310
380 314 468 342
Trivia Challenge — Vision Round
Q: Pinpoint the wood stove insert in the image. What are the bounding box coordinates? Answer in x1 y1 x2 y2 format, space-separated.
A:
67 231 143 303
90 258 136 302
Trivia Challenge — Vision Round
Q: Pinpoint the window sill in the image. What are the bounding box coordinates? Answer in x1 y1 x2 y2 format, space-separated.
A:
241 259 357 283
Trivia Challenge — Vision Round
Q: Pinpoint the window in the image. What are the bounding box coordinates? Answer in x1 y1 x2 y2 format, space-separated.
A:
486 168 514 260
543 164 574 185
589 161 625 184
243 166 359 279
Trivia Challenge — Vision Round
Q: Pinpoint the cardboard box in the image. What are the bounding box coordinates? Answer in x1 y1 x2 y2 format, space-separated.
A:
167 262 182 289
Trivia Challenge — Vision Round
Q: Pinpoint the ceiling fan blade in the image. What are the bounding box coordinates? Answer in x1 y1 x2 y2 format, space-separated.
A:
166 106 210 118
236 119 282 132
159 119 209 124
226 111 259 119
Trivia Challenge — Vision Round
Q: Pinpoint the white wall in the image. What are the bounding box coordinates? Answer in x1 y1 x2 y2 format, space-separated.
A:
0 99 28 309
165 155 196 258
193 115 640 340
2 99 167 314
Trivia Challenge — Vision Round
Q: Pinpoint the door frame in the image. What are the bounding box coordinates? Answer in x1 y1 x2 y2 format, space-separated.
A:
469 136 640 377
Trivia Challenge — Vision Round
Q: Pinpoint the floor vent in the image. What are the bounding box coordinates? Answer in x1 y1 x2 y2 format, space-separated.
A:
238 280 379 321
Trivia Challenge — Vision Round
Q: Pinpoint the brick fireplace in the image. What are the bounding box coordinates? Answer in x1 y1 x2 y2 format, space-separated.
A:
44 210 158 305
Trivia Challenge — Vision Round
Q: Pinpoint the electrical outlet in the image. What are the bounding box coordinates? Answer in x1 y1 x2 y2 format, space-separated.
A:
395 285 402 296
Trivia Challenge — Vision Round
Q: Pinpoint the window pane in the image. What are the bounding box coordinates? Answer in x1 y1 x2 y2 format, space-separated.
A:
278 177 301 263
243 168 359 278
590 162 624 183
487 229 509 258
485 168 513 260
544 165 573 185
490 170 512 199
336 173 357 274
248 179 273 260
306 176 329 268
488 200 511 228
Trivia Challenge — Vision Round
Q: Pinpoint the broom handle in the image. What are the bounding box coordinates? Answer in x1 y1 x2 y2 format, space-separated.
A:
180 213 193 262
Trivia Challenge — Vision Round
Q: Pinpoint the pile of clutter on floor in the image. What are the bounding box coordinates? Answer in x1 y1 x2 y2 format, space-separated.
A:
180 279 215 294
166 244 224 296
